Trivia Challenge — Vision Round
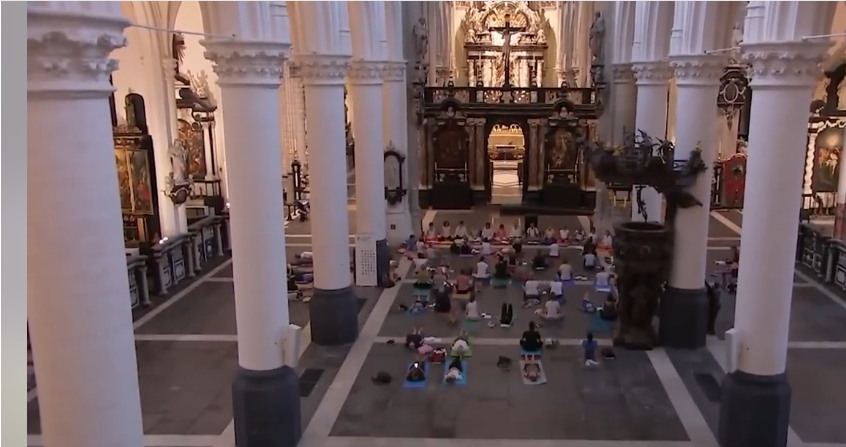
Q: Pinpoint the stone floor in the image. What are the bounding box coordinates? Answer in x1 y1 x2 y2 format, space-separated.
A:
26 209 846 447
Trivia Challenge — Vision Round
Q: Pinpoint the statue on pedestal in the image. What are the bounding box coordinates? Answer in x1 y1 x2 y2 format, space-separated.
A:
413 17 429 67
166 139 193 205
589 12 606 64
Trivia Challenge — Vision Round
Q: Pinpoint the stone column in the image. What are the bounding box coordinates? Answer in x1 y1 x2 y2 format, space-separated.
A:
718 43 826 447
289 63 308 170
349 60 390 284
659 56 725 349
610 64 637 146
299 54 359 346
383 61 414 244
631 61 673 222
834 125 846 241
203 40 301 447
27 4 145 447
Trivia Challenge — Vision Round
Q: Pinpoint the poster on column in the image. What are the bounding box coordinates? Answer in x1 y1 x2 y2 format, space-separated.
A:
355 234 378 287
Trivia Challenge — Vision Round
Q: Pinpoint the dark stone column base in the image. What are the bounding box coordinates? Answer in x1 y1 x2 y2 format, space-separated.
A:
719 370 791 447
375 239 391 287
658 286 708 349
309 286 358 346
232 366 301 447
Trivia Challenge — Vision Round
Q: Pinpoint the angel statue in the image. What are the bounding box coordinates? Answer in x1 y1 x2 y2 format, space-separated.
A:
168 139 190 185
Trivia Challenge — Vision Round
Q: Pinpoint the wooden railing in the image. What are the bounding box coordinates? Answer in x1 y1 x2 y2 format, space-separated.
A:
424 85 601 107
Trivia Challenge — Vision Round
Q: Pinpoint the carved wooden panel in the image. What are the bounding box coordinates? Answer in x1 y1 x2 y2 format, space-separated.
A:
433 124 469 169
177 118 206 179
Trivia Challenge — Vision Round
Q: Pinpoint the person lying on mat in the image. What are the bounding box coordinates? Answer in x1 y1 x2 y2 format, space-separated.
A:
465 295 481 321
559 227 571 245
549 279 564 302
473 257 491 279
548 241 560 258
288 263 313 282
291 251 313 266
451 332 471 356
582 331 599 366
444 357 464 384
542 227 556 245
532 252 549 270
583 251 597 271
406 324 425 350
407 360 427 382
520 321 544 353
535 297 562 320
454 220 469 240
480 222 494 242
414 268 432 289
526 222 540 242
523 278 542 307
425 222 438 241
558 260 573 281
599 294 618 322
523 361 542 382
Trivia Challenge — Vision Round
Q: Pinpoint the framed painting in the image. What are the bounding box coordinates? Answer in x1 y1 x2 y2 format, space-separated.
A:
178 118 206 179
128 147 154 214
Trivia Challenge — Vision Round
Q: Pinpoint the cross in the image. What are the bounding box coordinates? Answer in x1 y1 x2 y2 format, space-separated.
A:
489 14 526 88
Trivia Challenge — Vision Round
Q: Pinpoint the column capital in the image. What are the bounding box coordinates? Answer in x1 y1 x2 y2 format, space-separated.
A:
742 42 828 88
296 54 350 86
631 61 674 87
27 5 129 98
611 64 635 84
381 61 407 82
348 60 385 86
203 40 289 87
669 55 727 87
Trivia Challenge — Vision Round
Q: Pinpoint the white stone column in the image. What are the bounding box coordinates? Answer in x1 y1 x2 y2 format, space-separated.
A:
27 4 145 447
719 42 826 447
203 39 301 447
383 61 414 244
631 61 673 222
349 60 390 284
660 56 725 349
289 64 308 170
611 64 637 146
299 54 359 346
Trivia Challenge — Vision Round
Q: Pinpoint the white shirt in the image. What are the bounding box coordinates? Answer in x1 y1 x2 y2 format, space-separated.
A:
481 242 492 256
441 226 452 238
545 299 561 317
596 271 610 287
510 225 522 238
558 263 573 280
300 251 313 259
413 258 428 270
602 234 613 247
559 229 570 241
454 226 468 238
584 253 597 267
549 243 560 257
425 227 437 239
549 280 563 296
524 280 540 295
475 261 489 277
481 227 494 239
416 241 426 253
465 301 480 318
526 227 540 238
545 229 555 239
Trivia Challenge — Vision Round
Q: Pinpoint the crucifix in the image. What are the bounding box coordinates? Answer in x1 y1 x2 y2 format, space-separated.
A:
489 13 526 88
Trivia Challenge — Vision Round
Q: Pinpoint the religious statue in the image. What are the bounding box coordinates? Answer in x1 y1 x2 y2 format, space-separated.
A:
413 17 429 66
589 12 606 64
489 13 527 88
168 139 190 185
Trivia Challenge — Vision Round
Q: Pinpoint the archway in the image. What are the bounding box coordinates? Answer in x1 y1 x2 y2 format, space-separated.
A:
486 122 527 205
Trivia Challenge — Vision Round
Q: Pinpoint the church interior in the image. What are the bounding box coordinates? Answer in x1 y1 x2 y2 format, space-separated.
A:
25 2 846 447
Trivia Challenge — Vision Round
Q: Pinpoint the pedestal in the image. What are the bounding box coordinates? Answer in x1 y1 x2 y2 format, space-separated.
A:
232 366 301 447
310 287 359 346
719 371 791 447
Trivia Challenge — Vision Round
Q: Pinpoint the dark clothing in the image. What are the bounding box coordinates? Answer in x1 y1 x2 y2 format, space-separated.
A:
600 302 618 321
494 261 509 278
582 339 598 361
583 241 597 255
500 303 514 325
706 282 722 335
448 358 463 372
512 242 523 254
520 329 543 352
434 290 451 313
406 332 424 349
287 277 298 292
532 254 547 270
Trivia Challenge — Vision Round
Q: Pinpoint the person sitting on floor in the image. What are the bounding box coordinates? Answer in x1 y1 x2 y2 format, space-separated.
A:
509 221 523 240
595 266 611 289
454 220 469 240
599 293 618 322
493 255 510 280
520 321 544 353
542 227 556 245
573 229 586 244
583 251 597 271
406 324 425 350
495 223 508 241
480 222 494 242
549 278 564 303
599 231 614 251
532 251 549 270
288 263 314 283
433 267 449 295
523 276 542 307
548 241 560 258
465 295 481 321
473 256 490 280
440 220 453 241
559 227 571 245
406 360 426 382
454 269 474 296
500 302 515 326
424 222 438 241
558 260 574 282
444 357 464 384
287 275 300 294
480 240 493 256
582 331 599 366
414 267 432 289
413 252 429 271
535 296 563 321
525 222 540 242
403 234 418 254
580 291 597 313
582 237 597 256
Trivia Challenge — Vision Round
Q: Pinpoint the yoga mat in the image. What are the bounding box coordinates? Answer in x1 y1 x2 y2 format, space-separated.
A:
519 360 548 385
442 359 468 386
589 313 614 333
595 284 612 293
403 362 428 389
520 348 542 358
404 306 426 318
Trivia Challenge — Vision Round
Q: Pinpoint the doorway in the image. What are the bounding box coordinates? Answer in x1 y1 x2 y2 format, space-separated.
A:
486 123 525 205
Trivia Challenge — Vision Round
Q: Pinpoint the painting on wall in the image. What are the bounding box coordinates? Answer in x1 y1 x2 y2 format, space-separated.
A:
115 150 132 211
128 148 154 214
811 126 842 193
178 118 206 179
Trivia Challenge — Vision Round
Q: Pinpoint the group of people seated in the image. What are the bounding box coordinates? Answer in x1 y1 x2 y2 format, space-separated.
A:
405 328 470 384
420 220 615 249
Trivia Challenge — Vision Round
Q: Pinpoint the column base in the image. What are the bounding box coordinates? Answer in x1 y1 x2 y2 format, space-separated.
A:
309 286 359 346
376 239 391 287
719 371 791 447
386 209 413 246
232 366 301 447
658 286 708 349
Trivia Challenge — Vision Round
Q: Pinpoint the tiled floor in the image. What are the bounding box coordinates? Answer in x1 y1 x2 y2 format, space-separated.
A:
26 208 846 447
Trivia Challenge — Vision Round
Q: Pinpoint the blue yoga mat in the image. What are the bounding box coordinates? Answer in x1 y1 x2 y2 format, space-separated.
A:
590 313 614 333
595 284 612 293
520 348 542 358
403 362 428 389
442 359 468 385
